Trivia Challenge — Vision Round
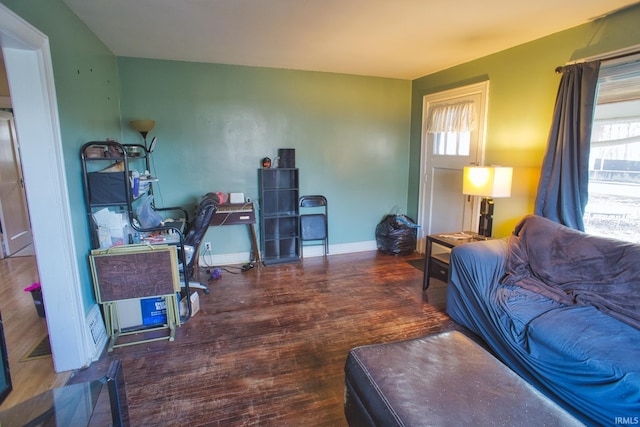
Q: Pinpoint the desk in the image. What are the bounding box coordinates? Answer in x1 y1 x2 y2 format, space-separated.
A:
210 202 261 264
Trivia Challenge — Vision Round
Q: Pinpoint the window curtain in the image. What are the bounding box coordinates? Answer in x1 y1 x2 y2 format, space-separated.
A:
426 101 477 133
534 61 600 231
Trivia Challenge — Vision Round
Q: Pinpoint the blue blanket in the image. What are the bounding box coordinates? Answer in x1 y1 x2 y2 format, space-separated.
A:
501 214 640 330
446 218 640 426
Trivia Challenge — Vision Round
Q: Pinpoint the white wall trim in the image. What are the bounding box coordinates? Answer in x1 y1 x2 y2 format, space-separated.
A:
417 81 490 253
0 4 92 371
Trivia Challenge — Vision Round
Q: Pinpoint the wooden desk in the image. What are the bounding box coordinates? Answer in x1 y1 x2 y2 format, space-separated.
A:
210 202 261 264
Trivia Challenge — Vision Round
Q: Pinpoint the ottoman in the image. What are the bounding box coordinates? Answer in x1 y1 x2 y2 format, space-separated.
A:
344 330 582 426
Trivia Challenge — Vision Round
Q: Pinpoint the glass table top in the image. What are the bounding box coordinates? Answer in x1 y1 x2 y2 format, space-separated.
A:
0 379 105 427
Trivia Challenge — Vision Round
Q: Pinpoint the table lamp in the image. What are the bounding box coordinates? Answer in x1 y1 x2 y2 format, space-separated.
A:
462 166 512 237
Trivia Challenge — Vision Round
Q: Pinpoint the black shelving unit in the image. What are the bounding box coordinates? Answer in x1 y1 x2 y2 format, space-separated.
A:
258 168 300 265
80 141 186 248
80 141 194 321
81 141 136 249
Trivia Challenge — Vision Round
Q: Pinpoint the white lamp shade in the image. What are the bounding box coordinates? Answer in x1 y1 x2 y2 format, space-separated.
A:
463 166 512 198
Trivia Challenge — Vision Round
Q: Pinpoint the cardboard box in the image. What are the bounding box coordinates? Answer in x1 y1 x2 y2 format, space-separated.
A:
141 297 167 326
180 291 199 317
115 299 143 328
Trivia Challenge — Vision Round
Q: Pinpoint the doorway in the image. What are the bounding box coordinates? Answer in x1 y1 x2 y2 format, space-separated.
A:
0 4 91 372
417 81 489 253
0 111 33 257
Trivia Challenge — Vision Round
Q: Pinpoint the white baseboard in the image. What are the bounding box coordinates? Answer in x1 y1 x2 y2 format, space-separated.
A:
200 252 250 266
311 240 377 256
200 240 378 266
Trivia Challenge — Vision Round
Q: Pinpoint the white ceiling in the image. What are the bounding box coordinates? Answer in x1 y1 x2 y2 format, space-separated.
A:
63 0 639 80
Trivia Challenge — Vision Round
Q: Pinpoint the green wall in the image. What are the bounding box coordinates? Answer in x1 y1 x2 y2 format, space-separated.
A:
2 0 410 314
4 0 640 318
2 0 122 311
117 58 411 255
409 4 640 237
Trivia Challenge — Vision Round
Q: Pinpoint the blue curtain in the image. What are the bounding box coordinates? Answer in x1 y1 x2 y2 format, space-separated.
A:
534 61 600 231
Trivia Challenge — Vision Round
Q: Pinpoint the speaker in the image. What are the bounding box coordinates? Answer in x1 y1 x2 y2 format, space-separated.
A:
278 148 295 168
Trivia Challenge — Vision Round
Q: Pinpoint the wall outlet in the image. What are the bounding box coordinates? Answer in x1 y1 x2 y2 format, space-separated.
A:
204 242 211 251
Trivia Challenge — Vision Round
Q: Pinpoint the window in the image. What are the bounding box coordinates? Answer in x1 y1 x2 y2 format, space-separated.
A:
584 57 640 243
433 131 471 156
427 100 475 156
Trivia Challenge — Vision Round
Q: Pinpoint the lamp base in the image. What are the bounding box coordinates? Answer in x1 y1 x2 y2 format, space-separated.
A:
138 132 149 151
478 197 494 237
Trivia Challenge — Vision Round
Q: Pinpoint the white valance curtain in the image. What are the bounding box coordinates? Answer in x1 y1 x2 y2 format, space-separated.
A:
426 100 477 133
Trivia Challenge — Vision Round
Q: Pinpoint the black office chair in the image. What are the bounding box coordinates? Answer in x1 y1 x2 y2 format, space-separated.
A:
299 195 328 257
180 192 219 294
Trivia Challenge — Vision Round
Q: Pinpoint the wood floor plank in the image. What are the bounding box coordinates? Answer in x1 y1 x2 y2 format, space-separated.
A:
69 250 455 426
0 255 71 411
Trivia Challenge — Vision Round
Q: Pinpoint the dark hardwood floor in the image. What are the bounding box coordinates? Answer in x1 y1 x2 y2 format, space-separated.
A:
71 250 455 426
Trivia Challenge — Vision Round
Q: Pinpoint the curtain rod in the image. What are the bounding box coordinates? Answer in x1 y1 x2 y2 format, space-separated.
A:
555 43 640 73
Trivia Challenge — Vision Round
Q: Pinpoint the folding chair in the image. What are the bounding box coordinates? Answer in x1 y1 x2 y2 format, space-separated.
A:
299 195 328 257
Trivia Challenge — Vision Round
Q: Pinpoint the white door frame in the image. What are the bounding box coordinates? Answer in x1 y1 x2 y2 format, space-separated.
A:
416 81 490 253
0 4 91 371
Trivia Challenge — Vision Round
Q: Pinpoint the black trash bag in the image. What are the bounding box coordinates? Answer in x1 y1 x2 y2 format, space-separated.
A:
375 214 418 255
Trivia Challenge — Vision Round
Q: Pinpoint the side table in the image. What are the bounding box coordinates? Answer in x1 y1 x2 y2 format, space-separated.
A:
423 232 488 290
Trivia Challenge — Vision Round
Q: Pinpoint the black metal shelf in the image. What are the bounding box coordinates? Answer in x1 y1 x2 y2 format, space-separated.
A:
80 141 194 323
258 168 300 265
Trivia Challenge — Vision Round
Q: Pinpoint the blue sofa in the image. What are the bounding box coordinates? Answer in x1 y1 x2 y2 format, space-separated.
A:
446 215 640 426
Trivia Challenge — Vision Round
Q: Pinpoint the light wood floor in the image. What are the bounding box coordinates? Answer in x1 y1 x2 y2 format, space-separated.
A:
0 252 71 411
0 250 451 424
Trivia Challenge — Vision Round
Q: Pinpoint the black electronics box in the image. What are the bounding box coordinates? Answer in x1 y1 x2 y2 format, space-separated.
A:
88 172 128 205
278 149 295 168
